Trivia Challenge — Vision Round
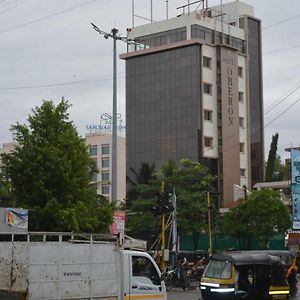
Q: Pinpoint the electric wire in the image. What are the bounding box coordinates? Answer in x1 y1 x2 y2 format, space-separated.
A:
263 13 300 31
0 0 98 34
0 0 26 15
220 97 300 155
0 73 126 90
264 80 300 114
263 44 300 56
202 77 300 156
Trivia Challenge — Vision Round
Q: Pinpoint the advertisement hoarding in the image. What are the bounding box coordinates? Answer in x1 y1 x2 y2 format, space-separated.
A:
109 211 126 235
291 150 300 229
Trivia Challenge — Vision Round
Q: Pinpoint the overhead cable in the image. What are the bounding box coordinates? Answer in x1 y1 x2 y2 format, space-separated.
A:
0 0 97 34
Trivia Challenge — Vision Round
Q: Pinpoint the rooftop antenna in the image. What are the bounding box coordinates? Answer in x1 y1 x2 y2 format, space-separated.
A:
166 0 169 19
151 0 153 23
131 0 155 26
177 0 203 16
132 0 134 28
220 0 224 43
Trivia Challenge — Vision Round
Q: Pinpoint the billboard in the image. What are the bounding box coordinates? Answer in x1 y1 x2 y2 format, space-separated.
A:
0 207 28 233
291 150 300 229
109 211 126 235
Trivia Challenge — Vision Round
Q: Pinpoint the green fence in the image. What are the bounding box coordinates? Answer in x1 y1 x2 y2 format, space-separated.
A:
180 234 285 252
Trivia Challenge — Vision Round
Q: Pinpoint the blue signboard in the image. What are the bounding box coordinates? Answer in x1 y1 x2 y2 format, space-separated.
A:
291 150 300 229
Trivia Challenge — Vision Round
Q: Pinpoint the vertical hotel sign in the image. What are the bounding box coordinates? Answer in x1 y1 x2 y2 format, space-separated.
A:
220 46 240 206
291 150 300 229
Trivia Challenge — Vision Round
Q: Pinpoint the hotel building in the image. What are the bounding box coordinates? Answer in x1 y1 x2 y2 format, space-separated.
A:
121 1 264 207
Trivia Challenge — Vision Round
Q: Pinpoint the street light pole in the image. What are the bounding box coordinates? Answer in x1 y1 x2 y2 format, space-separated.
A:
91 23 138 203
91 24 121 203
112 28 118 203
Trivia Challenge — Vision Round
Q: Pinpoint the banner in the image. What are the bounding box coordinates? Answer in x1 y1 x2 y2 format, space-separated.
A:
109 211 126 235
5 208 28 229
291 150 300 229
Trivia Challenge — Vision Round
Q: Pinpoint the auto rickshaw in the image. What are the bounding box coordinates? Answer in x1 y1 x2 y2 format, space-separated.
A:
241 250 297 296
200 252 290 300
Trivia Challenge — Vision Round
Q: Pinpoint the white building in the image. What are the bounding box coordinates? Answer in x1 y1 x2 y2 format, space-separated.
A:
86 133 126 203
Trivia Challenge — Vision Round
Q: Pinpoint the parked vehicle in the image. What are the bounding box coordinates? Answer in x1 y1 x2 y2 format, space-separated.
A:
200 251 290 300
0 232 167 300
165 261 190 291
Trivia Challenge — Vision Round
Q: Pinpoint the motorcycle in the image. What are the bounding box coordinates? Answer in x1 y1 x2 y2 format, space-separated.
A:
164 265 190 291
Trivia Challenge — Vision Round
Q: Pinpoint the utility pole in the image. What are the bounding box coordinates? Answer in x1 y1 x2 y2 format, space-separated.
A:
171 187 177 266
91 23 133 203
161 181 166 273
207 191 213 256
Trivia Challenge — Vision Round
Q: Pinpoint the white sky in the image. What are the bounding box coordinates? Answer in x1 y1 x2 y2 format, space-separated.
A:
1 0 300 160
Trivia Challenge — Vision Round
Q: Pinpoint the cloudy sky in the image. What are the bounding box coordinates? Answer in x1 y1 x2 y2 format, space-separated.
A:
1 0 300 160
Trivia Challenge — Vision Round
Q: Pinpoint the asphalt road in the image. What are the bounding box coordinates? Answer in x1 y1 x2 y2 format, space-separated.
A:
167 286 300 300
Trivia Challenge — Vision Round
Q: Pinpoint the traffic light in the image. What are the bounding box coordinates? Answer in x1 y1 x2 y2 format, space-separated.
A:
152 188 174 215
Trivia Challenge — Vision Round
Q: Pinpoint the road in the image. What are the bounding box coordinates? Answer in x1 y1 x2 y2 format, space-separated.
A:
167 286 300 300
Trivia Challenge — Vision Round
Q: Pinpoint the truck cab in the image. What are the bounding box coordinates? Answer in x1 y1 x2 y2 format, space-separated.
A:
122 250 167 300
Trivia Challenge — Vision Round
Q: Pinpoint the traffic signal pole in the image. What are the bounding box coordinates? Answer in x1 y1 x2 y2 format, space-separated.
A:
207 191 213 256
161 181 166 273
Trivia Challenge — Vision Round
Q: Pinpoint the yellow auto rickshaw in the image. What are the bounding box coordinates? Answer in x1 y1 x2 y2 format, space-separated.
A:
200 252 290 300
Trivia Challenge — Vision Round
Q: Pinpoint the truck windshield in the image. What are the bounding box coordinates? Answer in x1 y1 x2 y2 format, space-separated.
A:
132 256 160 286
203 260 232 279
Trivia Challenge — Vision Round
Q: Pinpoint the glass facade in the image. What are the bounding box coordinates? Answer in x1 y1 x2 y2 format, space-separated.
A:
191 25 245 53
246 17 264 185
134 27 186 50
126 45 202 172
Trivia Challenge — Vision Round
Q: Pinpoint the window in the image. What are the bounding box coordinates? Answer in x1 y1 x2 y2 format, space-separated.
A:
102 171 110 181
238 66 243 77
204 110 213 121
240 143 245 153
203 56 212 68
203 83 212 95
102 185 110 195
204 137 213 148
132 256 160 286
240 168 246 177
91 158 98 170
239 91 244 102
102 158 110 168
102 144 110 155
90 173 97 182
239 117 245 128
89 145 97 156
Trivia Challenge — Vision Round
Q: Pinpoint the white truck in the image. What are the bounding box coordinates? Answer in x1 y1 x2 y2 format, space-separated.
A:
0 232 167 300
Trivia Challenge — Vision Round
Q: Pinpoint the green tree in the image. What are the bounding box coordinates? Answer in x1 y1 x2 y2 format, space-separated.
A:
126 159 215 249
222 189 291 249
0 177 16 207
126 162 156 209
1 99 113 232
222 204 252 249
265 133 279 182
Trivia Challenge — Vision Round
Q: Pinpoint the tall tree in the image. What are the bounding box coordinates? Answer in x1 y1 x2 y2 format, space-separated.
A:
222 189 291 249
126 162 156 209
265 133 279 182
126 159 215 249
1 99 113 232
